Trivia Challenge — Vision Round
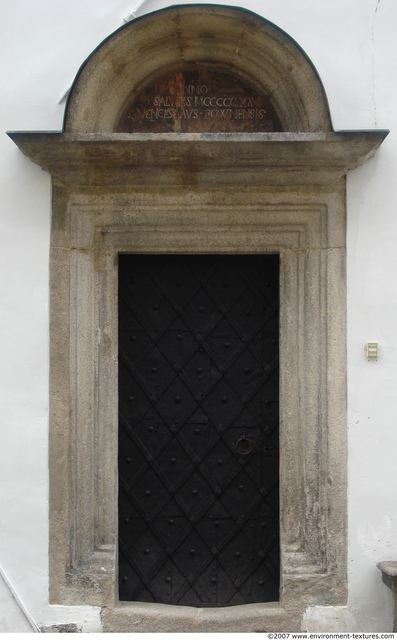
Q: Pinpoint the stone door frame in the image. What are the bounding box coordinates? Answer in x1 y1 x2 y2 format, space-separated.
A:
50 176 347 631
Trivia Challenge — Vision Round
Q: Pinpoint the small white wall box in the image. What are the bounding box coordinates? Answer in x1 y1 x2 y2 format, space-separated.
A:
365 342 380 360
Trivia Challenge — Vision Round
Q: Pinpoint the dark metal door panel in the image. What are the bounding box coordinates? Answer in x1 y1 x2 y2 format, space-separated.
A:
118 254 279 606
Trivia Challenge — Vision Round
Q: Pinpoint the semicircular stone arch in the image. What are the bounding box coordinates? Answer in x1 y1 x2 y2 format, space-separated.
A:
64 4 332 133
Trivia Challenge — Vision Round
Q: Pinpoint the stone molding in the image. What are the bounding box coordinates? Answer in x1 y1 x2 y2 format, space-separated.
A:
44 185 348 631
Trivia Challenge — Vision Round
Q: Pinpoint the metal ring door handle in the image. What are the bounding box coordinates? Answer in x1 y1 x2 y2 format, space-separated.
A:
235 436 253 455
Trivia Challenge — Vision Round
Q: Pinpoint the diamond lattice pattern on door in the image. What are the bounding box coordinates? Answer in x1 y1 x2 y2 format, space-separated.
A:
118 254 279 606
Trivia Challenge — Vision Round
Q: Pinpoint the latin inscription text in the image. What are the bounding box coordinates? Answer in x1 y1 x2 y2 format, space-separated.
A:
118 69 282 133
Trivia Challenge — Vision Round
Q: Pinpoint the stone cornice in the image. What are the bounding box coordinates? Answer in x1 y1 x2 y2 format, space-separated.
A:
8 131 388 187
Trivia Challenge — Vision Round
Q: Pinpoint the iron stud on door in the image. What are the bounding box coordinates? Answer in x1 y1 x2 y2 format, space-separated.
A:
118 254 279 606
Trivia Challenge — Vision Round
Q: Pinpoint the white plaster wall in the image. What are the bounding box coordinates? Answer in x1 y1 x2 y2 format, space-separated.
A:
0 0 396 631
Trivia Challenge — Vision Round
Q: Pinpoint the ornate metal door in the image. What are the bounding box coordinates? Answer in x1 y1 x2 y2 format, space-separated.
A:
118 254 279 606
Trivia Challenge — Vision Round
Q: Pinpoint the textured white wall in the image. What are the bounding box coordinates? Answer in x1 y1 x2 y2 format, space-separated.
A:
0 0 396 631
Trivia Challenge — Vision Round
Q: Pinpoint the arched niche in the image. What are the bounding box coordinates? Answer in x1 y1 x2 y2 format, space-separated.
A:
64 4 332 133
8 3 387 634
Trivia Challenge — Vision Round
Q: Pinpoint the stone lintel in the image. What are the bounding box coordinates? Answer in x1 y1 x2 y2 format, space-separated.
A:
7 131 388 187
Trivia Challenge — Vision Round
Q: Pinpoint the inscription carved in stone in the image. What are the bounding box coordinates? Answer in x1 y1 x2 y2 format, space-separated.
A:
117 69 283 133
